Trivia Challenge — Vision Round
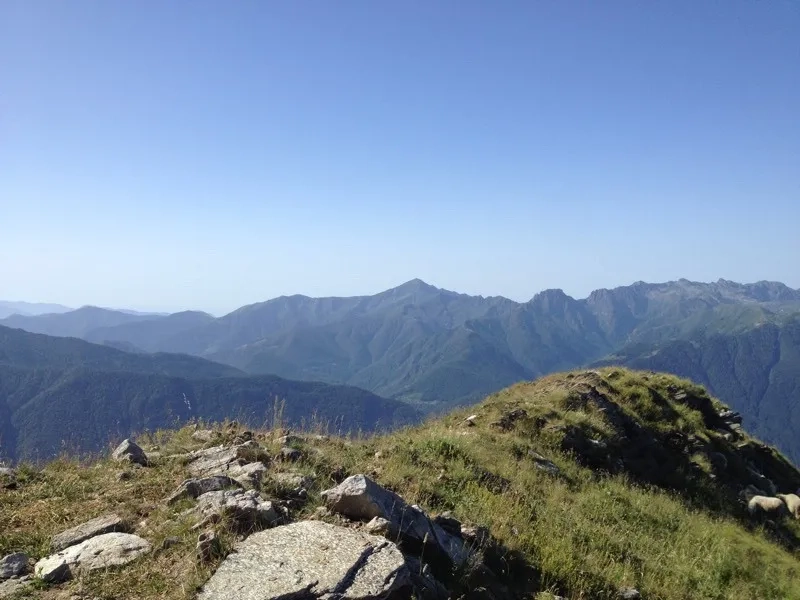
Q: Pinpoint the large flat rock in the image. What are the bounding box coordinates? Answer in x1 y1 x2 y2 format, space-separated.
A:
35 533 151 583
51 513 127 552
197 520 409 600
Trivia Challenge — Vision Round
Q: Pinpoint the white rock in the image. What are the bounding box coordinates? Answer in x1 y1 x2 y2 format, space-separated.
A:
35 533 151 583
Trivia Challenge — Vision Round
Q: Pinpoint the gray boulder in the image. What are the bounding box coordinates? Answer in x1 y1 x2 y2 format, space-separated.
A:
166 476 243 505
196 489 280 532
0 468 17 489
112 439 149 467
0 553 28 579
322 474 470 569
35 533 151 583
197 520 409 600
192 429 219 443
186 442 267 478
51 513 128 552
227 462 268 489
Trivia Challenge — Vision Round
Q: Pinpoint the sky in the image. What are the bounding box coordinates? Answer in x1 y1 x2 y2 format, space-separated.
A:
2 1 798 315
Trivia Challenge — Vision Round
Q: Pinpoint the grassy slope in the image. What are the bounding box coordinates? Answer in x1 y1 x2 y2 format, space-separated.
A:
2 368 800 599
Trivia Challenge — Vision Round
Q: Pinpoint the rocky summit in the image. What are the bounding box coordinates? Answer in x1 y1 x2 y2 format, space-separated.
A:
1 368 800 599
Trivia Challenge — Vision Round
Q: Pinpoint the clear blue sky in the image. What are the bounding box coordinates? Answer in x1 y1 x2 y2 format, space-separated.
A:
2 1 798 314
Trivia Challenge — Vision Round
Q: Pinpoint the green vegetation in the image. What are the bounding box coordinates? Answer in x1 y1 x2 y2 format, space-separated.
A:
0 326 420 462
2 369 799 599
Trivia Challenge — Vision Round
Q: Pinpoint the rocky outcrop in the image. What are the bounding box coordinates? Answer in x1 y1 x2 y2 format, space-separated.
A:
197 521 410 600
166 476 243 505
322 475 470 572
51 513 128 552
35 532 151 583
112 439 149 467
0 468 16 490
196 489 280 532
186 442 267 478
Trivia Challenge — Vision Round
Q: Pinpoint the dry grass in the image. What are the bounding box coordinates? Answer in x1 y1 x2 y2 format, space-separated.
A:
2 369 800 599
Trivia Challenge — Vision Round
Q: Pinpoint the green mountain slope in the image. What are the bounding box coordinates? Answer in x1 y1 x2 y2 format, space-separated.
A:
0 306 156 338
0 326 420 462
3 369 800 600
5 279 800 461
601 313 800 464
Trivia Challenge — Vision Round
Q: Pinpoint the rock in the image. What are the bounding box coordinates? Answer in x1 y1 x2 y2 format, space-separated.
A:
111 439 149 467
618 587 641 599
0 553 28 579
35 533 151 583
277 434 304 445
432 513 462 536
491 408 528 431
196 489 280 532
186 445 246 477
196 520 410 600
271 472 314 496
463 415 478 427
529 451 561 475
277 447 302 462
460 525 491 548
714 428 734 441
0 575 32 598
0 467 16 489
719 410 742 424
232 431 254 445
364 516 393 537
192 429 219 443
227 462 269 489
322 475 470 571
196 531 223 564
51 514 128 552
166 475 243 504
404 556 450 600
116 471 132 482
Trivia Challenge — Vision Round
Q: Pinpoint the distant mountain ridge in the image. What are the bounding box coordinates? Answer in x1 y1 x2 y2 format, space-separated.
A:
3 278 800 461
0 326 420 462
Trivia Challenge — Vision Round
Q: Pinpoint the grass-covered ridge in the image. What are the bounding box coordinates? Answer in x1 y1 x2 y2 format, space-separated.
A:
2 368 800 599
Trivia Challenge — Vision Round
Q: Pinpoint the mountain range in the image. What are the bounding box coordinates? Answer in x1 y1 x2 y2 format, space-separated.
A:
2 277 800 463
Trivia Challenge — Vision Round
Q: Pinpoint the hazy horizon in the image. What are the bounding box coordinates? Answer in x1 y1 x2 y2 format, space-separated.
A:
3 2 798 314
3 275 800 318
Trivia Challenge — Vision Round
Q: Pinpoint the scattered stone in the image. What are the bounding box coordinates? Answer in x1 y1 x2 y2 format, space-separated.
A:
715 428 734 441
0 553 28 579
196 531 223 564
111 439 149 467
277 446 302 462
0 467 16 489
463 415 478 427
51 514 128 552
618 587 641 599
185 443 268 478
35 533 151 583
192 429 218 443
673 390 688 401
196 521 410 600
529 450 561 475
166 475 243 505
0 575 32 598
374 450 383 459
322 474 470 570
116 471 132 482
196 489 280 532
